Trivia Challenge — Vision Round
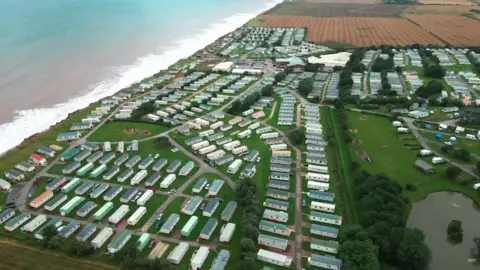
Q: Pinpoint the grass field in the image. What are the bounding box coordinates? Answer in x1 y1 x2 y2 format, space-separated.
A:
347 111 480 204
88 121 170 142
419 130 480 156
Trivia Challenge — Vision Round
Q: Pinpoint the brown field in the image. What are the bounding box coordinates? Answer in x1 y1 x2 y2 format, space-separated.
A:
408 14 480 46
418 0 476 5
260 15 443 46
265 2 411 17
408 5 476 15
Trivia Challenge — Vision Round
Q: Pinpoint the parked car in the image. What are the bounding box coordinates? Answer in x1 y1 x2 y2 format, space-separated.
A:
302 199 306 208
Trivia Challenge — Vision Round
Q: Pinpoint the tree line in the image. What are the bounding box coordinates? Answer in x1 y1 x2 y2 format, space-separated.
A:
227 85 273 115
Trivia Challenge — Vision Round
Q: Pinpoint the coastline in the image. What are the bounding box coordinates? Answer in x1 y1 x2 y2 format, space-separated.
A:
0 0 283 157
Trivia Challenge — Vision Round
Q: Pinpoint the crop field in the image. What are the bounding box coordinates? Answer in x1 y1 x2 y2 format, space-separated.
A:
408 14 480 46
305 0 383 4
265 2 410 17
406 5 476 15
260 16 443 46
418 0 475 5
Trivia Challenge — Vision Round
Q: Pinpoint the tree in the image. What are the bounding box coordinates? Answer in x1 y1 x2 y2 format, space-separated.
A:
261 85 274 97
453 148 471 162
477 160 480 173
394 228 431 270
154 137 170 148
244 224 259 240
288 129 305 145
69 239 94 256
274 71 286 82
447 220 463 243
238 256 258 270
424 65 445 78
40 225 59 248
47 236 64 250
240 238 257 253
339 240 380 270
298 78 313 96
445 166 461 180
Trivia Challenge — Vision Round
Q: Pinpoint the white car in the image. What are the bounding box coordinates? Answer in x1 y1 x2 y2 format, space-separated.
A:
171 148 179 153
154 154 160 159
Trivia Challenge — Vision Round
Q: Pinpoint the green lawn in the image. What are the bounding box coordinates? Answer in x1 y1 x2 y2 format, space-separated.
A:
420 130 480 156
89 121 170 142
347 111 480 204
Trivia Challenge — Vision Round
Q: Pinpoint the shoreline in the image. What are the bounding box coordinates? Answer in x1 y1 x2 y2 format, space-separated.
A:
0 0 283 157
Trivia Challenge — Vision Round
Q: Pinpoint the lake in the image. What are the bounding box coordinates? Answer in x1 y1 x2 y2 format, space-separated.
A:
407 192 480 270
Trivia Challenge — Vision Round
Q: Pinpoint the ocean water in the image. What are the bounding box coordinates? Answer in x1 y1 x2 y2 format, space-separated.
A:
0 0 280 154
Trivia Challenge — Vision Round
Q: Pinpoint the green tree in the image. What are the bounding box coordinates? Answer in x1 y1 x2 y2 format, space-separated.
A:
339 240 380 270
447 220 463 243
445 166 461 180
240 238 257 253
261 85 274 97
288 129 305 145
69 239 94 256
274 71 286 82
40 225 59 248
298 78 313 96
154 137 170 148
238 256 258 270
394 228 431 270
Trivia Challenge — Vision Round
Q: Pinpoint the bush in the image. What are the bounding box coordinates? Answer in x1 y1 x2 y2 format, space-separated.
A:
405 183 416 191
447 220 463 243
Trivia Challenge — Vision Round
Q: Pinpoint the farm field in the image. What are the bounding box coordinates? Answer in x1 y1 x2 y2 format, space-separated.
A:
408 14 480 46
260 16 443 46
406 5 476 15
418 0 475 5
346 111 479 204
305 0 383 4
89 121 170 142
265 2 410 17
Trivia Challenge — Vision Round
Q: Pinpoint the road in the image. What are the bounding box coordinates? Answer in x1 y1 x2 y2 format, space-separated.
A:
404 118 479 179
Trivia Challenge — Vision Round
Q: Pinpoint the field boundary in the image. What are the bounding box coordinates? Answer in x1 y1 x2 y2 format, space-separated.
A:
325 108 358 224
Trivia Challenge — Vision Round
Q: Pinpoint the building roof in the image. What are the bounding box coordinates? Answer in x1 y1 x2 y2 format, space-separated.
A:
415 159 434 171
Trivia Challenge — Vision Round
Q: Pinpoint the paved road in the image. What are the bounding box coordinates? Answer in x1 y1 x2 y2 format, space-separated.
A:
404 118 479 179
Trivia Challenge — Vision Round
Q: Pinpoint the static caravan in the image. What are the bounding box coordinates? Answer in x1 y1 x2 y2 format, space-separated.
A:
108 205 130 224
256 126 272 134
221 201 237 222
216 136 233 146
270 143 287 151
203 199 220 217
137 190 154 206
127 206 146 226
138 156 154 170
308 165 328 174
219 223 236 244
238 129 252 139
166 160 181 173
0 209 15 225
242 109 254 116
125 155 141 168
118 168 134 183
90 183 109 199
130 170 148 185
260 132 279 140
220 124 232 132
215 154 234 166
160 174 176 189
264 198 289 211
199 145 216 155
208 132 224 142
58 221 81 238
103 141 111 152
76 223 97 242
191 246 210 270
272 150 291 158
199 218 218 240
62 160 81 175
91 227 114 249
310 211 342 226
152 158 168 172
46 176 67 191
93 202 114 221
116 142 125 153
248 122 260 130
307 181 329 191
76 201 97 217
238 119 252 128
181 216 198 237
208 179 224 197
258 234 288 251
145 172 162 187
263 209 288 223
223 140 240 151
306 172 330 183
179 161 195 176
229 116 242 125
232 146 248 155
257 249 292 268
270 164 290 173
308 191 335 202
311 223 339 238
210 121 224 130
270 156 291 165
60 196 85 216
192 141 209 151
192 177 208 194
270 172 290 181
30 190 54 209
311 201 336 213
266 188 289 200
168 242 189 265
186 136 202 146
265 138 284 145
181 196 203 216
160 214 180 234
207 150 226 161
259 220 290 236
120 187 138 203
114 153 129 166
103 166 121 180
21 215 47 234
44 193 68 211
199 129 215 137
227 159 243 174
86 151 104 163
311 238 339 254
5 212 31 232
308 254 342 270
103 184 123 201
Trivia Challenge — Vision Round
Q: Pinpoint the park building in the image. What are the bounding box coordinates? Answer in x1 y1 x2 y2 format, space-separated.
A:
76 201 97 217
168 242 189 265
104 184 123 201
76 223 97 242
181 196 202 216
21 214 47 234
257 249 292 268
311 223 339 238
221 201 237 222
75 180 94 195
91 227 114 249
0 209 15 224
268 180 290 191
203 199 220 217
90 183 109 199
310 211 342 226
259 220 290 236
108 229 132 254
263 209 288 223
211 249 230 270
199 218 218 240
258 234 288 251
310 238 340 254
120 187 138 203
160 214 180 234
311 201 336 213
181 216 198 238
44 193 68 211
192 177 207 194
308 254 342 270
59 221 80 238
264 198 289 211
60 196 85 216
152 159 168 172
219 223 236 244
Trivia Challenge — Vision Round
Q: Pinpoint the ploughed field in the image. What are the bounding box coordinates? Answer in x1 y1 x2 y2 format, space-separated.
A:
408 14 480 46
260 15 444 46
265 2 410 17
417 0 476 5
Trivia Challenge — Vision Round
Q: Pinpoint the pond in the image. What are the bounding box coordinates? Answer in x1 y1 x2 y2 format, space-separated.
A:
407 192 480 270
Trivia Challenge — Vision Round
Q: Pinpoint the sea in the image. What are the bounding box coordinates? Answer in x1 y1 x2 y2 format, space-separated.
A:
0 0 280 155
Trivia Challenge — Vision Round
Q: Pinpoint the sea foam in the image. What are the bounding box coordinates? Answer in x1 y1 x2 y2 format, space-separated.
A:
0 0 282 155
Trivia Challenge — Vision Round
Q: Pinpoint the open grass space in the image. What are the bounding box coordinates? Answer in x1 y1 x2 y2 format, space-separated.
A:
88 121 170 142
347 111 480 204
0 103 99 177
0 238 115 270
420 130 480 156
